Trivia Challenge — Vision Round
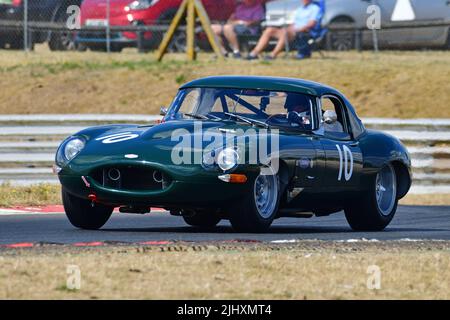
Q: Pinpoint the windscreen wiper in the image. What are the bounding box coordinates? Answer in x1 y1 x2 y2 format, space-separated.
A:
224 112 269 128
185 113 222 121
184 113 209 120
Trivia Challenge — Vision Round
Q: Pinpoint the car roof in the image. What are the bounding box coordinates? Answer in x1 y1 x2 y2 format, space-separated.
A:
180 76 341 97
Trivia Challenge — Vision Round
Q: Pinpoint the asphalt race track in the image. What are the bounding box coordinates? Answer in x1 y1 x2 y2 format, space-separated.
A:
0 205 449 245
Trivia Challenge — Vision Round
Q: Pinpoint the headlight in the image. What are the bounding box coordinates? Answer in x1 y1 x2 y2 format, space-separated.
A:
128 0 158 10
64 137 85 162
217 148 239 172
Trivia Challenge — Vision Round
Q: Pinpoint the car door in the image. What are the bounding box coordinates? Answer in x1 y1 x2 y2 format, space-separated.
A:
317 95 363 189
366 0 414 48
405 0 450 47
289 133 322 188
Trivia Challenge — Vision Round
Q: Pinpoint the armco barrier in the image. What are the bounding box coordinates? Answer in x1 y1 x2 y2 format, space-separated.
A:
0 115 448 194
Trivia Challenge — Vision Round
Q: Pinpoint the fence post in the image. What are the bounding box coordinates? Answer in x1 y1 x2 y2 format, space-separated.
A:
371 0 379 52
23 0 28 51
355 28 362 52
137 27 145 53
106 0 111 53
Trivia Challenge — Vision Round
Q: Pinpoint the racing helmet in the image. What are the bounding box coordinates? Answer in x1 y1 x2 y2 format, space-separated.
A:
284 94 310 113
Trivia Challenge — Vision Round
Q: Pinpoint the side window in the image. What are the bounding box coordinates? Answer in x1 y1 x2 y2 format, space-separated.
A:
320 96 351 140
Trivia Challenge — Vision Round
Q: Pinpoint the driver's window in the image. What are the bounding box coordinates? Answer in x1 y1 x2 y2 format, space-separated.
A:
321 96 350 140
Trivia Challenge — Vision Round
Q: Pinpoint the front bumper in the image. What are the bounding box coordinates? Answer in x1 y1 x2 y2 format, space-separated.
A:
59 172 254 209
75 31 136 47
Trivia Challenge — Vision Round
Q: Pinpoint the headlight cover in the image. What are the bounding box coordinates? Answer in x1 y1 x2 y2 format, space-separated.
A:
217 148 239 172
57 137 85 165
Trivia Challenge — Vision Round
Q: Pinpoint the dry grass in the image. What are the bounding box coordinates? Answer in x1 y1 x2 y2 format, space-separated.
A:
0 242 449 299
400 194 450 206
0 183 60 207
0 183 448 207
0 47 449 118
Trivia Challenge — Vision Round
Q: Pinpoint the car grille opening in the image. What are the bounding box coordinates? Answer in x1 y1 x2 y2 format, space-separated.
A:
91 166 172 191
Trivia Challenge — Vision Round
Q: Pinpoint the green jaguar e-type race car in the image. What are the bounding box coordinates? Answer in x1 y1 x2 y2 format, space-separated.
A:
55 76 411 232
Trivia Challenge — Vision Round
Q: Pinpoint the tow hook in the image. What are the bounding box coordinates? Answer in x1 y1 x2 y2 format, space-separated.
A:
88 193 97 207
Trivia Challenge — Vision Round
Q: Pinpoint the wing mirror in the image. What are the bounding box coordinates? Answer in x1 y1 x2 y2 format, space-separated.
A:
160 106 168 116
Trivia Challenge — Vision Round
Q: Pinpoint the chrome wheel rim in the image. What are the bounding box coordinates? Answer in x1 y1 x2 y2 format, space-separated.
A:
254 174 278 219
375 164 397 216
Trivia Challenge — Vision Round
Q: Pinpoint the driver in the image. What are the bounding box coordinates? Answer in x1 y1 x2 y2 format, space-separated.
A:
285 94 311 127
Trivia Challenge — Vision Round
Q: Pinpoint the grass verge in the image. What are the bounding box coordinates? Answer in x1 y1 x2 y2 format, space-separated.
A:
0 241 449 299
0 48 449 118
0 183 60 207
0 183 448 207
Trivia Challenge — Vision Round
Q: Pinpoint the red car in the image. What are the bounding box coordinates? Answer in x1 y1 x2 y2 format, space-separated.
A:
77 0 237 51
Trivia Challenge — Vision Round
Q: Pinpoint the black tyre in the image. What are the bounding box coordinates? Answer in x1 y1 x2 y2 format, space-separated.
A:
345 164 398 231
49 13 77 51
229 172 280 232
329 17 355 51
183 210 221 228
7 40 29 50
62 188 113 230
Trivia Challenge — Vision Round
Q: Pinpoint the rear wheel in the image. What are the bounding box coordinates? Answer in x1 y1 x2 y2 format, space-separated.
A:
49 13 77 51
62 188 113 230
329 17 355 51
229 172 280 232
345 164 398 231
183 210 221 228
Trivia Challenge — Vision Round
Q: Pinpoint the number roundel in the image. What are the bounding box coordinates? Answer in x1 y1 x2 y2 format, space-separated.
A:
96 132 140 144
336 144 354 181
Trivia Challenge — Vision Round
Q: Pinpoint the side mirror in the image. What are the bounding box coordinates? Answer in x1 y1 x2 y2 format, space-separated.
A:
160 106 168 116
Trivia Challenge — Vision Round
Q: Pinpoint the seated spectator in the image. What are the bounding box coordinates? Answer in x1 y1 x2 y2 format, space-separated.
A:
211 0 265 58
247 0 320 60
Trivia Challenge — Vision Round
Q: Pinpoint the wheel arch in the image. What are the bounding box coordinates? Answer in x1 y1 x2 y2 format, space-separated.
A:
46 0 83 42
390 160 412 199
50 0 83 22
329 15 355 25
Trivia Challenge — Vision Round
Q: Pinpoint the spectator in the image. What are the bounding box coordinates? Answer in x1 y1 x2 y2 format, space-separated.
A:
211 0 265 58
247 0 320 60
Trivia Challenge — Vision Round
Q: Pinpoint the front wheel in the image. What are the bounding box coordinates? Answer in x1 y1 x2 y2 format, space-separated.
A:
62 188 113 230
229 172 280 232
345 164 398 231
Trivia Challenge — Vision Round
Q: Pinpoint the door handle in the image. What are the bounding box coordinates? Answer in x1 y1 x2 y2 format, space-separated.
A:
349 141 359 147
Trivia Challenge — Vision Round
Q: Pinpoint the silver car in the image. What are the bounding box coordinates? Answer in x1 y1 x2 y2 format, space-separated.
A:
265 0 450 50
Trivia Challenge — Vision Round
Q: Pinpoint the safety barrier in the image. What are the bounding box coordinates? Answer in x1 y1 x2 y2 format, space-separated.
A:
0 115 448 194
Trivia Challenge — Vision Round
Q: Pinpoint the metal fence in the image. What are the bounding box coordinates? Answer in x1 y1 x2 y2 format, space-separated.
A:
1 0 449 54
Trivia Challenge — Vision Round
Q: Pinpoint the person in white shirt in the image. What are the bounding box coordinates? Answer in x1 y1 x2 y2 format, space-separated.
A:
246 0 321 60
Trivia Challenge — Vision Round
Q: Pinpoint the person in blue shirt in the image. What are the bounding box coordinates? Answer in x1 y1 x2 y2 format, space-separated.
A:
247 0 321 60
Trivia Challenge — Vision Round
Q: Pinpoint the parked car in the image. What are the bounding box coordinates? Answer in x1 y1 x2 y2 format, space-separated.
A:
265 0 450 50
0 0 83 50
77 0 238 52
55 76 411 232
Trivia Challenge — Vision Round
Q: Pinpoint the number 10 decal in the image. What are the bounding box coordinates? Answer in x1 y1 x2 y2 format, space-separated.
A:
336 145 354 181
